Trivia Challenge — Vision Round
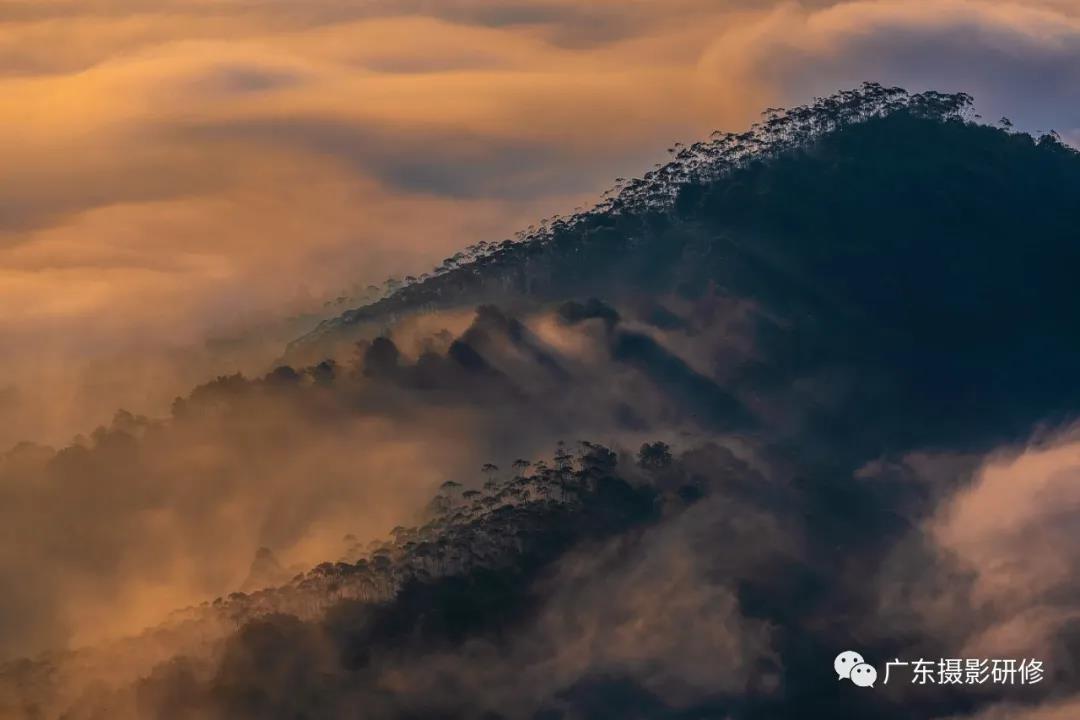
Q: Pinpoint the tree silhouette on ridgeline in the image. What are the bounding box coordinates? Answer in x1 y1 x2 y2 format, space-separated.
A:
291 82 1068 351
202 440 658 628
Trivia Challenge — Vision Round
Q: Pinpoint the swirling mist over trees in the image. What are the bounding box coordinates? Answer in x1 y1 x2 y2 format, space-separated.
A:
294 83 1080 455
3 86 1080 719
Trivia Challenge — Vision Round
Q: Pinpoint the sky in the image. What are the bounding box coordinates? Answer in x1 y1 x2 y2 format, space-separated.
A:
2 0 1080 445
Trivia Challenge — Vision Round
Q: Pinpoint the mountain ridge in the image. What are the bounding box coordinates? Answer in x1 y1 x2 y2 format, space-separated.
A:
286 82 1074 363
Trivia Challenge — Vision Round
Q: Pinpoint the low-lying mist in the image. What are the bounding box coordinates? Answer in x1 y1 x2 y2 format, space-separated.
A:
3 292 1079 719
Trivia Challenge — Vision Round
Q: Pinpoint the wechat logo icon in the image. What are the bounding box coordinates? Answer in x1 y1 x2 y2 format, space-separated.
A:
835 650 877 688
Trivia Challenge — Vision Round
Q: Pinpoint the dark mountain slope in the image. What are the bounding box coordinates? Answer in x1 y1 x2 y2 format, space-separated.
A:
291 85 1080 457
